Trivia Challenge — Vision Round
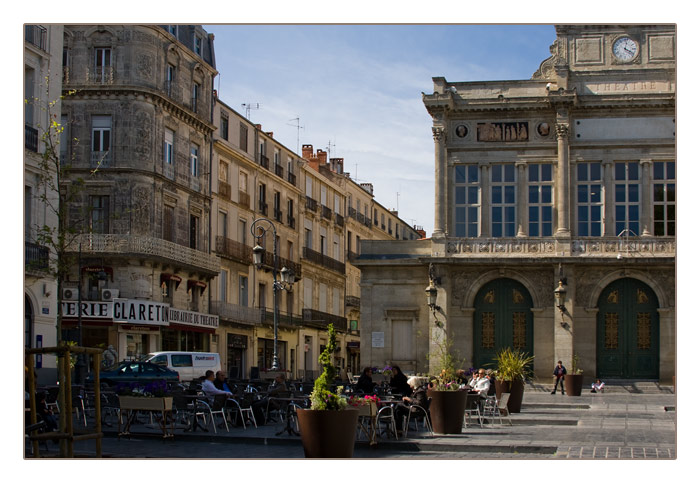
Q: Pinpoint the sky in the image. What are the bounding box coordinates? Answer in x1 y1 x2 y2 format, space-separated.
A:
205 24 557 235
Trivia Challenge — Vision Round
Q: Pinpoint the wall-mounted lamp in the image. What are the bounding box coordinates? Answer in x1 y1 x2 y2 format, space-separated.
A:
554 279 568 327
161 281 168 297
426 283 441 323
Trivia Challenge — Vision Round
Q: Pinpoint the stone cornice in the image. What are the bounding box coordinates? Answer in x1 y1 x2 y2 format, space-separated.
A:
63 84 216 134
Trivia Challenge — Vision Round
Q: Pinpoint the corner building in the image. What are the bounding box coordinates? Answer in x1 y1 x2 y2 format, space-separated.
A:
59 25 220 360
355 25 676 382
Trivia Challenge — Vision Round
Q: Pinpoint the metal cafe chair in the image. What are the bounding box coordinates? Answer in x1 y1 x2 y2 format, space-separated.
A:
404 400 433 436
227 398 257 429
376 405 399 440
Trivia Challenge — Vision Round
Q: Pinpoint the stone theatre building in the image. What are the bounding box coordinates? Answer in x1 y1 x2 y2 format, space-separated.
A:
355 25 676 382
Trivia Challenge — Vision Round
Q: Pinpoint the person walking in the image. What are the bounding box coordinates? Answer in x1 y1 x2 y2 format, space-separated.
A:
551 360 566 394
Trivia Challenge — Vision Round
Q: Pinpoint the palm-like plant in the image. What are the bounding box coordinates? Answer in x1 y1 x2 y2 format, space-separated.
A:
493 347 534 382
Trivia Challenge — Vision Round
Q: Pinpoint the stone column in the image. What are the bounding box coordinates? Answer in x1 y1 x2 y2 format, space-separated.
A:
602 159 614 236
480 162 490 237
432 126 446 236
516 161 527 237
640 158 652 236
555 122 571 237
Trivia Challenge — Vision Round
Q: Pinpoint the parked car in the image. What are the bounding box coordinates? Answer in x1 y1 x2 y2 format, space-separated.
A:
145 351 221 382
87 361 180 387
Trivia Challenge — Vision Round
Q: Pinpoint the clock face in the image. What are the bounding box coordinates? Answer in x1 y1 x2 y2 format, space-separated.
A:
613 37 638 61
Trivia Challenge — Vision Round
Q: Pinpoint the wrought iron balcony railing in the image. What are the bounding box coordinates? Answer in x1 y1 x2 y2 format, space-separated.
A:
68 233 221 274
25 241 49 273
287 171 296 186
302 247 345 274
209 301 262 326
321 205 332 220
25 125 38 152
305 196 317 213
302 308 348 332
215 236 253 265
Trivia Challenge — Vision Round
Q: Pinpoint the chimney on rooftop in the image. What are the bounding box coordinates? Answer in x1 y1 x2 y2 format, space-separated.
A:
330 158 344 174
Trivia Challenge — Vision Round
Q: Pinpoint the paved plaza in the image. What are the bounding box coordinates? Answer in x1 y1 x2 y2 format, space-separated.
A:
28 385 677 460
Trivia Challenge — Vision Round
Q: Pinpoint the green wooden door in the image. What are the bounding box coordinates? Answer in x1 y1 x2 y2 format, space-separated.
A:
596 278 659 379
473 278 533 369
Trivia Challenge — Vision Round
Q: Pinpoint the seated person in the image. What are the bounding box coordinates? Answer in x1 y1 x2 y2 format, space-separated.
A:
36 392 57 432
262 374 289 422
213 371 236 394
469 369 490 399
389 366 412 397
356 367 376 394
591 379 605 393
467 371 479 389
395 376 429 434
201 370 233 400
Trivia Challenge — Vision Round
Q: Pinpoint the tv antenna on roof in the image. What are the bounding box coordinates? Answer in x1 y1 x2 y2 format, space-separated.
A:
327 139 336 158
287 117 305 154
242 103 260 120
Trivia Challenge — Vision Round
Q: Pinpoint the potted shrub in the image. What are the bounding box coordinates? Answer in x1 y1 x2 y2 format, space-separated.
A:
296 324 359 458
493 347 534 413
426 329 468 434
564 354 584 397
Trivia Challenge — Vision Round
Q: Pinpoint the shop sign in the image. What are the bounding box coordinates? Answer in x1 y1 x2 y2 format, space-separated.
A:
62 301 112 319
167 307 219 329
113 298 169 326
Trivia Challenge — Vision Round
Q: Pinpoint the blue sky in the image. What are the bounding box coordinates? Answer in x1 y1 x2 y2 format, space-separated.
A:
206 24 556 234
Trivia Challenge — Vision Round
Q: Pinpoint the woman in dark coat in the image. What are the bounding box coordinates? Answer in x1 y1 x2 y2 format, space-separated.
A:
395 377 429 435
356 367 376 394
389 365 412 396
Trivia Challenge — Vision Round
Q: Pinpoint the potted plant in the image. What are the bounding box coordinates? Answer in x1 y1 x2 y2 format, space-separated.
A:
564 354 584 397
493 347 534 413
296 324 359 458
426 329 468 434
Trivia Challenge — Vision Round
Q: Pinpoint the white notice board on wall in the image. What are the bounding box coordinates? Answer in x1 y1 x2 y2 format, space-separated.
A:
371 332 384 348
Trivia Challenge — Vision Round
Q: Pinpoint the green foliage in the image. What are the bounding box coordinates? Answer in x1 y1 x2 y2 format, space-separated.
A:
493 347 534 382
428 326 465 391
309 324 348 411
572 353 583 375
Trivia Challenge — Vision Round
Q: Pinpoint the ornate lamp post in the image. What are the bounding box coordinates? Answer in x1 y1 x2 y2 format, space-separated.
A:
251 217 296 371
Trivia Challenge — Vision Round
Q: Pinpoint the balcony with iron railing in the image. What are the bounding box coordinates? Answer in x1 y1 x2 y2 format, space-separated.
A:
90 66 114 85
302 247 345 274
321 205 332 220
287 215 296 229
274 164 284 178
238 190 250 209
91 151 111 169
305 196 317 213
302 308 348 332
345 295 361 308
335 213 344 227
259 154 269 170
25 241 49 273
287 171 297 186
261 308 304 328
256 249 302 278
25 25 47 51
258 200 268 216
25 125 38 152
215 236 253 265
219 180 232 200
67 233 221 274
210 301 262 326
273 208 283 222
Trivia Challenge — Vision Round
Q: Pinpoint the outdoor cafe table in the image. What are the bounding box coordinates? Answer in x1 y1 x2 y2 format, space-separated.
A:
268 395 310 436
118 395 174 439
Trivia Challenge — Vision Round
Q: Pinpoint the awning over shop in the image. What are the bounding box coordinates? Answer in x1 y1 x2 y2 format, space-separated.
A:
187 279 207 291
160 273 182 288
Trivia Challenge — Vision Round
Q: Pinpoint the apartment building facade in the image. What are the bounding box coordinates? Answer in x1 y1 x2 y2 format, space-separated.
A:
56 25 220 362
356 25 676 381
24 24 64 384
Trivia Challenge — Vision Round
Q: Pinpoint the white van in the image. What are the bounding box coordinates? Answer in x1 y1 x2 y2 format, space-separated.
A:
146 351 221 382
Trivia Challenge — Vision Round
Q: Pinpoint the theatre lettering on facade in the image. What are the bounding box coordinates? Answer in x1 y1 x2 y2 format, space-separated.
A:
354 25 676 382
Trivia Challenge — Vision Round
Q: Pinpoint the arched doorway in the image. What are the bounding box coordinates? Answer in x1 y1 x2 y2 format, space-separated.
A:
473 278 534 369
596 278 659 379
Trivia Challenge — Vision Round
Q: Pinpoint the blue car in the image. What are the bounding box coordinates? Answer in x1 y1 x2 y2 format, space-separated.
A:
87 361 180 387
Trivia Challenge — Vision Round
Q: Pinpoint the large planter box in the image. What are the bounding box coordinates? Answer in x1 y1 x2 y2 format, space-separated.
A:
426 389 468 434
297 408 359 458
564 374 584 396
118 396 173 412
495 379 525 413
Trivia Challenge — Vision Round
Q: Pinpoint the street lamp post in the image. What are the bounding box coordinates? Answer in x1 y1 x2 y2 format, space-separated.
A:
251 217 296 372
